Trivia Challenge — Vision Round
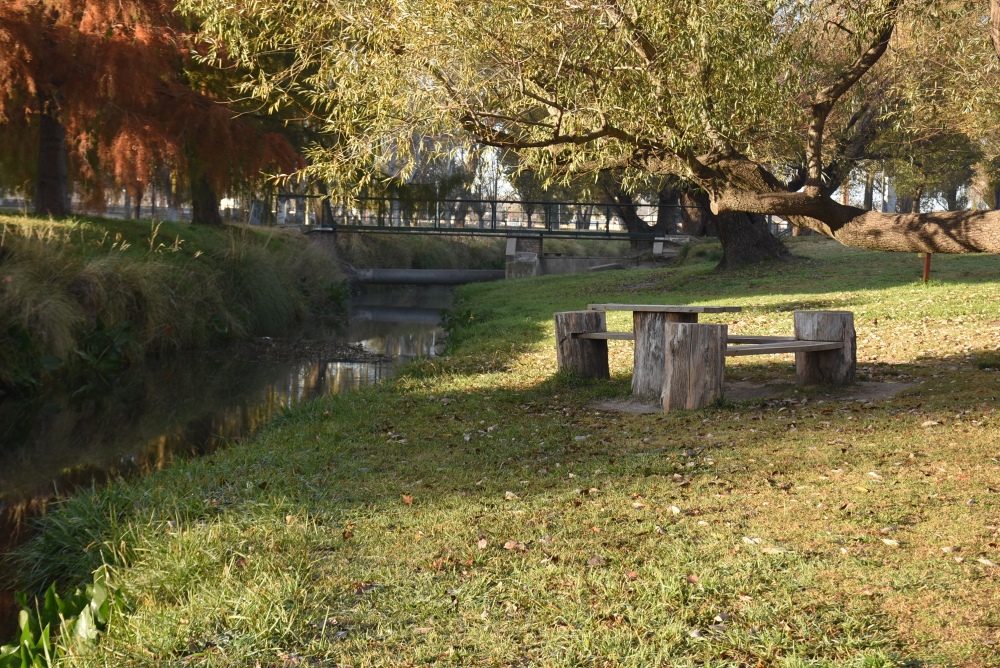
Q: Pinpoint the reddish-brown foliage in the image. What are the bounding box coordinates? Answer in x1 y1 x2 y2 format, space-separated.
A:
0 0 301 207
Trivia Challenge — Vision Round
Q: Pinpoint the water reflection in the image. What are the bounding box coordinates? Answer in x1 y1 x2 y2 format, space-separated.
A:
0 284 450 630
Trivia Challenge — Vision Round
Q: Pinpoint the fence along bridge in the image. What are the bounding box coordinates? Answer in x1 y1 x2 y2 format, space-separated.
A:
275 195 695 240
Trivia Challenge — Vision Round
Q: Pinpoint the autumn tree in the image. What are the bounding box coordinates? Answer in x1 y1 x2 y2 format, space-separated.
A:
0 0 300 222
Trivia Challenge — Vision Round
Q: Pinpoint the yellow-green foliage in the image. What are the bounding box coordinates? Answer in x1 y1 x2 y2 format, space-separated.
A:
0 216 344 390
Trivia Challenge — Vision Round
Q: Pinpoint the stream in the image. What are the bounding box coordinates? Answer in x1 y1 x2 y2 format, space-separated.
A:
0 285 453 634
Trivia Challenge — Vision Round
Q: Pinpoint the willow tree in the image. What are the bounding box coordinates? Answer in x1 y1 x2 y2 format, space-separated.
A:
181 0 1000 252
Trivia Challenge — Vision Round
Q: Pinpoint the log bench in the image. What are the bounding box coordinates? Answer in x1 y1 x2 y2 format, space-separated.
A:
554 307 855 411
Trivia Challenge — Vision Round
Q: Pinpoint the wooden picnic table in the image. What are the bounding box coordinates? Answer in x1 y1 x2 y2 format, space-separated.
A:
586 303 742 400
555 305 855 411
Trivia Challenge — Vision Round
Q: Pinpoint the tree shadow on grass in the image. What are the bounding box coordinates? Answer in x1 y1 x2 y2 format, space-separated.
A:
9 346 1000 664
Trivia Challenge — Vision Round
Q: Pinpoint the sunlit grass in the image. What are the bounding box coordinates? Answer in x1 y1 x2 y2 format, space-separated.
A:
11 237 1000 666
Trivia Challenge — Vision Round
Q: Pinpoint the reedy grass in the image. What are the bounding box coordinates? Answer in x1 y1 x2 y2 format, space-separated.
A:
9 237 1000 666
0 215 345 391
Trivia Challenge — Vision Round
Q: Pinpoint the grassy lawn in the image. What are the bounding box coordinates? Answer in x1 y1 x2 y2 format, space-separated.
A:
13 237 1000 667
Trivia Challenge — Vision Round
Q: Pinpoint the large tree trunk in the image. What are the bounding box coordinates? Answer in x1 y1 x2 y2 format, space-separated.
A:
946 187 959 212
715 212 789 269
692 152 1000 253
710 165 1000 253
189 160 222 225
863 172 875 210
686 188 788 268
678 191 711 235
34 98 70 218
656 179 680 234
598 173 651 251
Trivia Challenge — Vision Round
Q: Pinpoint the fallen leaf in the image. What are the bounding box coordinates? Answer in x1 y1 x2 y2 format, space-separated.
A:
867 471 883 480
941 546 960 553
742 537 761 544
505 491 519 500
632 501 648 509
977 557 998 567
625 570 639 581
761 546 790 554
503 540 526 551
402 494 414 505
686 574 699 584
688 629 703 639
414 627 433 634
654 525 666 535
921 420 940 427
669 505 681 515
587 556 606 567
881 538 899 547
854 486 870 494
477 538 488 550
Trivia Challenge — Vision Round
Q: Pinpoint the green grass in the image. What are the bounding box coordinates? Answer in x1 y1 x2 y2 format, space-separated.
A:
0 214 345 392
10 237 1000 666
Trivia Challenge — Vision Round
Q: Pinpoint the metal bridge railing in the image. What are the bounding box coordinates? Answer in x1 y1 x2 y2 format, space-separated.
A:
273 195 702 236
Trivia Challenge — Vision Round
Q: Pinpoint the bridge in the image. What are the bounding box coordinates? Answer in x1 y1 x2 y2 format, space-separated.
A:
275 195 695 240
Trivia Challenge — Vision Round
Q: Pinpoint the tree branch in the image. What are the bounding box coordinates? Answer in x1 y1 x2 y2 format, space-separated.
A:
805 0 898 195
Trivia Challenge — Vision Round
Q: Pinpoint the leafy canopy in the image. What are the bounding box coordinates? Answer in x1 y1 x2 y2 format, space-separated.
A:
181 0 999 197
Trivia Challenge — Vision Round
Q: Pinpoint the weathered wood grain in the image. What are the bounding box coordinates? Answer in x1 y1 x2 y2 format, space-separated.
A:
554 311 610 379
632 311 698 399
793 311 856 385
662 323 728 411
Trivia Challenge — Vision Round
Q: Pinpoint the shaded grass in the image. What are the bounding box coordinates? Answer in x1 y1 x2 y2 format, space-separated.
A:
9 237 1000 666
0 215 345 392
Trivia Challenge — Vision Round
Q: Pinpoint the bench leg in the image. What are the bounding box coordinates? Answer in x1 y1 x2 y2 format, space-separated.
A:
793 311 856 385
632 311 697 400
555 311 610 378
662 323 727 411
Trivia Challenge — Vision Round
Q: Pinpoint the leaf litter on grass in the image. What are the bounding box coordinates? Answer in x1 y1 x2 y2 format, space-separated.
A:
19 239 1000 667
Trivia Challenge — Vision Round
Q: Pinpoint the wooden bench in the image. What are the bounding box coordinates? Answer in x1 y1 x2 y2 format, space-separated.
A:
555 307 855 411
556 304 742 400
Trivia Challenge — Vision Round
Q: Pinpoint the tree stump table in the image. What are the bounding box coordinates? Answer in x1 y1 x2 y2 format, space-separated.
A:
586 304 742 400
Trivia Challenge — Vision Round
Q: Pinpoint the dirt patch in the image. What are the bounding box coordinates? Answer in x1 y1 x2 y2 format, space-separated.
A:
593 381 918 413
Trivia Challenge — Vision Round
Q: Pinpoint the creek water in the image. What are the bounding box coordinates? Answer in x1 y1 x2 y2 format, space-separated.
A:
0 285 452 634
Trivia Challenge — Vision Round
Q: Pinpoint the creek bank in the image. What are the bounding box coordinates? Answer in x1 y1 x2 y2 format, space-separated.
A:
0 215 347 396
0 283 451 639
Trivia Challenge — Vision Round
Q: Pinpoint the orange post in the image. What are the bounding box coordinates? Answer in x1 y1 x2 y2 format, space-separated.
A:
923 253 931 283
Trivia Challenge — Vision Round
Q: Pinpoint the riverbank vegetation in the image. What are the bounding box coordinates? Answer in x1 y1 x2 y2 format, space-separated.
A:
335 233 634 272
0 214 344 394
7 238 1000 666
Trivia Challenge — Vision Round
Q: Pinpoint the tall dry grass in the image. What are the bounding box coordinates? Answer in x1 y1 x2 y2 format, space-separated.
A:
0 217 345 392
